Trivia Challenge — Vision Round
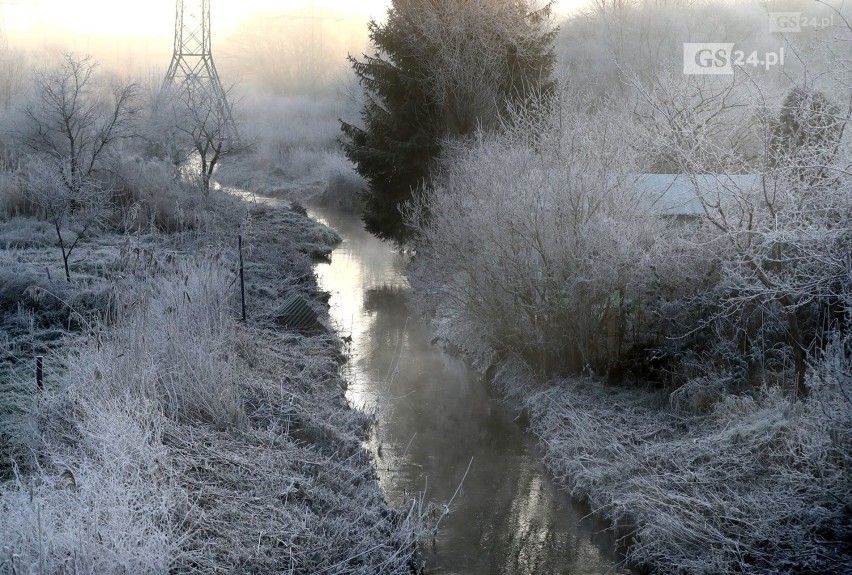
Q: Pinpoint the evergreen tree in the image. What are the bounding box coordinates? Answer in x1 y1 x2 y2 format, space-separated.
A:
341 0 557 243
769 87 841 177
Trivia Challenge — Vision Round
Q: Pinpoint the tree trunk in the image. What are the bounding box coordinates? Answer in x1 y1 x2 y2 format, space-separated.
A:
62 251 71 283
55 221 72 282
786 310 808 399
747 258 808 399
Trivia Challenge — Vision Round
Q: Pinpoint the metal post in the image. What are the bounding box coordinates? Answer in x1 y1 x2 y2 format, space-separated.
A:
239 235 246 322
36 355 43 392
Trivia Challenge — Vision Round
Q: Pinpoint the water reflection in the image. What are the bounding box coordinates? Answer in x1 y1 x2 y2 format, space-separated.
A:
312 207 629 575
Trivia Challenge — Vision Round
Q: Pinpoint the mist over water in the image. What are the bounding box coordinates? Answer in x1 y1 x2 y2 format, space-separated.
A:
312 207 630 575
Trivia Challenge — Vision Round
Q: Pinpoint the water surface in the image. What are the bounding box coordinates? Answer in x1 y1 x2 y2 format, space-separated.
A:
311 207 629 575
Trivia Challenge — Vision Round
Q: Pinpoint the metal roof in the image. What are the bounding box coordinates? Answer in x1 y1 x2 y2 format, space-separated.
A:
632 174 762 217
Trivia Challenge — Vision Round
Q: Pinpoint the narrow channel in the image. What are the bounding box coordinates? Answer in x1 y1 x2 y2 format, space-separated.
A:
310 206 629 575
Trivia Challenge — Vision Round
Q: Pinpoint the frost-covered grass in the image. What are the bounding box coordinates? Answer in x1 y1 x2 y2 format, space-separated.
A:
491 355 852 574
0 228 118 360
111 156 212 234
0 189 425 573
237 194 341 264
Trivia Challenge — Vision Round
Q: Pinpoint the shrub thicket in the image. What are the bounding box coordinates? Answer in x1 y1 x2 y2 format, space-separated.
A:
407 91 665 379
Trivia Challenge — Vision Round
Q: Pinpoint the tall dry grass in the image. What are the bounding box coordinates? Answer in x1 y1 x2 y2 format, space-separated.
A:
498 343 852 574
1 251 426 573
1 258 236 572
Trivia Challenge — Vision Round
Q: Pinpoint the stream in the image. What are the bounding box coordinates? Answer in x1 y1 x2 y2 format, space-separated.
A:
310 206 629 575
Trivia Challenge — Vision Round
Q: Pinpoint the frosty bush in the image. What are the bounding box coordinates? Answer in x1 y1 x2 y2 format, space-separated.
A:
0 170 38 219
407 91 665 378
631 65 852 396
112 155 205 233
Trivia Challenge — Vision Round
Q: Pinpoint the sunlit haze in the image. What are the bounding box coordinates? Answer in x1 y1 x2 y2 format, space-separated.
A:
0 0 588 81
2 1 394 36
2 0 585 38
0 0 577 36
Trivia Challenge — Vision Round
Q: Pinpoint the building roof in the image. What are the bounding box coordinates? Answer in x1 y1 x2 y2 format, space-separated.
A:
632 174 762 217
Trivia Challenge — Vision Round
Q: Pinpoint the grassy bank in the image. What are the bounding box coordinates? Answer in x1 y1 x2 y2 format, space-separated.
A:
491 358 852 574
0 190 425 573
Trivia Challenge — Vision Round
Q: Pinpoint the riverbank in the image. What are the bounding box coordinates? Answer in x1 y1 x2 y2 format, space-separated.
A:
0 189 424 573
488 358 852 574
402 86 852 574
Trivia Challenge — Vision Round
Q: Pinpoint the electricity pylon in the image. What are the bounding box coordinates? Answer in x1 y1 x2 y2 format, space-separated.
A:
162 0 237 140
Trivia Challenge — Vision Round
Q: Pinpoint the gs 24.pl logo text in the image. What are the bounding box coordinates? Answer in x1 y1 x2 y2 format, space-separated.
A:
683 43 786 75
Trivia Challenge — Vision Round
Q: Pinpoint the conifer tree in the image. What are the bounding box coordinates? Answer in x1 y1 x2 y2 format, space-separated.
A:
342 0 557 243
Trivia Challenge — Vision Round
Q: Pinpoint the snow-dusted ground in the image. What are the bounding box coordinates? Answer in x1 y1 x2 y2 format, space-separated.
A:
491 358 852 575
0 188 426 573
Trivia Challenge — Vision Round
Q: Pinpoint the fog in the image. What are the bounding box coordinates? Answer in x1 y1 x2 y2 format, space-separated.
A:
2 5 371 90
0 1 849 573
0 1 594 88
3 0 842 100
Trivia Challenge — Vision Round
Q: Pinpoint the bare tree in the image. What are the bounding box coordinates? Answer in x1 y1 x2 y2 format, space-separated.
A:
631 67 851 399
26 159 110 282
144 93 194 174
13 54 140 281
16 54 141 195
0 45 26 112
163 84 243 194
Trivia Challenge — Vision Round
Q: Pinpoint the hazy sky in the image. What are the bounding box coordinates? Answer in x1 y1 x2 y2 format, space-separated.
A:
2 1 391 37
2 0 585 38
